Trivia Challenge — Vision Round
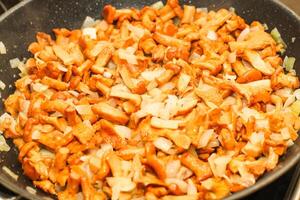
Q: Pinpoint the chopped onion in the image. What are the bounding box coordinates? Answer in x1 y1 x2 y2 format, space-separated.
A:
162 95 178 119
249 132 264 146
160 82 175 92
153 137 173 152
96 143 113 158
201 178 214 190
271 27 287 48
82 27 97 39
269 133 284 143
151 1 164 10
64 126 73 134
103 71 112 78
90 41 110 57
197 7 208 13
208 153 233 177
229 7 235 13
40 148 55 159
31 130 41 140
198 129 214 148
165 178 188 193
255 119 269 129
111 186 121 200
81 16 96 29
177 73 191 92
106 177 136 192
68 90 80 97
166 160 181 178
0 135 10 152
141 68 165 82
114 125 132 139
127 24 148 40
31 82 48 92
237 27 250 41
76 192 84 200
151 117 181 129
189 52 201 61
228 51 237 63
118 48 138 65
266 104 276 113
0 80 5 90
286 139 294 147
82 121 92 131
237 165 256 187
224 74 237 81
111 84 131 93
176 166 193 180
75 105 93 115
141 102 164 117
294 89 300 100
0 41 6 54
56 63 68 72
240 107 263 122
266 147 278 170
108 61 116 69
290 100 300 115
207 137 220 148
284 95 296 108
9 58 22 68
263 23 269 30
79 83 95 95
51 111 63 117
283 56 296 71
187 179 197 195
207 30 218 40
275 87 293 99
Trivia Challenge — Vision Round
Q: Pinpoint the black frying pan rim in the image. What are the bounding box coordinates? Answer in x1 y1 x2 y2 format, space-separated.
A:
0 0 299 199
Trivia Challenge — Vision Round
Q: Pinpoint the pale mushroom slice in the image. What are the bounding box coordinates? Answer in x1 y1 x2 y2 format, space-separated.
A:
110 86 141 106
150 117 182 130
92 102 129 125
177 73 191 93
153 32 191 49
233 79 272 103
243 50 275 75
195 83 223 106
229 30 276 52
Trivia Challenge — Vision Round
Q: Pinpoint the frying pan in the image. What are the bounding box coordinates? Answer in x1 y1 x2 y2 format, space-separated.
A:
0 0 299 199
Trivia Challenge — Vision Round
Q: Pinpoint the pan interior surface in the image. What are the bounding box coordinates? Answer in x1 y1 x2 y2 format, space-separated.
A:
0 0 299 199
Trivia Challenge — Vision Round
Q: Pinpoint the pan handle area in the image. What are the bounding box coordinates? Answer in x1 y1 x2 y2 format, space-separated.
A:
285 161 300 200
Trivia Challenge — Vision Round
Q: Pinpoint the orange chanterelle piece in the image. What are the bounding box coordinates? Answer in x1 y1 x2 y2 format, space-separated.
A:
0 1 300 199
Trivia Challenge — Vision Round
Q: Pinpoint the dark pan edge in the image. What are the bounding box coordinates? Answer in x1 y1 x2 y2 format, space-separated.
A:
0 1 41 200
274 0 300 19
0 0 299 200
0 0 33 22
226 150 300 200
0 175 41 200
226 0 300 199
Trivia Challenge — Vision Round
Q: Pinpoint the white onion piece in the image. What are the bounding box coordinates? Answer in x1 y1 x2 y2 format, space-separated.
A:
0 41 6 54
114 125 132 139
153 137 173 152
0 80 6 90
207 30 218 40
82 27 97 39
237 27 250 41
166 160 181 178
